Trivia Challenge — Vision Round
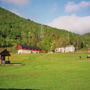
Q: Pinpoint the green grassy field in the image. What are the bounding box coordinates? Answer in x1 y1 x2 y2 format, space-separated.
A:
0 53 90 90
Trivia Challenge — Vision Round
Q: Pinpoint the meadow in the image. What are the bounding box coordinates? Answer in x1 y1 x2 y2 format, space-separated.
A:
0 52 90 90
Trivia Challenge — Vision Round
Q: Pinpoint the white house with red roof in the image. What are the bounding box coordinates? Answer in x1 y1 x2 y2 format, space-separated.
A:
17 44 41 54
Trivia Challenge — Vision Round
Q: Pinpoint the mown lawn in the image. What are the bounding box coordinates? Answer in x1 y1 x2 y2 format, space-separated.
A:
0 53 90 90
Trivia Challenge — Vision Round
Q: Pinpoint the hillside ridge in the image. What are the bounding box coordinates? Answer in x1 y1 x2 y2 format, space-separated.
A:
0 7 86 52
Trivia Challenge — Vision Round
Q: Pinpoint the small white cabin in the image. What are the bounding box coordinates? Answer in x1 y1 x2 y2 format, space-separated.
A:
65 45 75 53
55 45 75 53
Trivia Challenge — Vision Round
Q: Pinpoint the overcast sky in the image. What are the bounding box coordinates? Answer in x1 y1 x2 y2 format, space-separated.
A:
0 0 90 34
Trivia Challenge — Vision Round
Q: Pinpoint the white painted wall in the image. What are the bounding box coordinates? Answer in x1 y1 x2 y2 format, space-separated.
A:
65 45 75 53
55 47 65 53
18 49 40 54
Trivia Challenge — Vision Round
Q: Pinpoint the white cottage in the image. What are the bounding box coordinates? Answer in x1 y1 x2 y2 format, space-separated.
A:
55 45 75 53
64 45 75 53
55 47 65 53
17 44 41 54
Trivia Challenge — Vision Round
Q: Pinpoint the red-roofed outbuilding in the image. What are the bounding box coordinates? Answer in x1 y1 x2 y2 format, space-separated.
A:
17 44 41 54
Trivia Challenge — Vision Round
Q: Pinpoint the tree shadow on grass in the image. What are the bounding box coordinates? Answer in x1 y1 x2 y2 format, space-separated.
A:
1 63 25 66
0 88 41 90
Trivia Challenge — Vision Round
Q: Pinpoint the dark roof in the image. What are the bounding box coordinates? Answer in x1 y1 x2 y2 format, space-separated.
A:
20 45 41 50
0 49 11 56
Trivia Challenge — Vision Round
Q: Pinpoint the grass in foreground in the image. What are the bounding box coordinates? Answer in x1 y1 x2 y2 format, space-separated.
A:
0 53 90 90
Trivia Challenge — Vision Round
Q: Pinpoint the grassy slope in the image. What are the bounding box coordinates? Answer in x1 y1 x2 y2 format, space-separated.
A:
0 53 90 90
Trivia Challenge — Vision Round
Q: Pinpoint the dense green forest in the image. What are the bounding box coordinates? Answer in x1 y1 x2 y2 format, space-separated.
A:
83 33 90 48
0 7 87 52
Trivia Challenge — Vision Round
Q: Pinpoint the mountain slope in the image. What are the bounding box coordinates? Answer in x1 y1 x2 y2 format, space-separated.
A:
0 7 86 52
83 33 90 47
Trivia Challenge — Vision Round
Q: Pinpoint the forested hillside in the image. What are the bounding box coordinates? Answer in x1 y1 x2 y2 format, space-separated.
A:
83 33 90 47
0 7 86 52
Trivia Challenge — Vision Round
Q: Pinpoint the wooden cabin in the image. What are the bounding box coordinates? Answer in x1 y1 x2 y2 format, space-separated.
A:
0 49 11 64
